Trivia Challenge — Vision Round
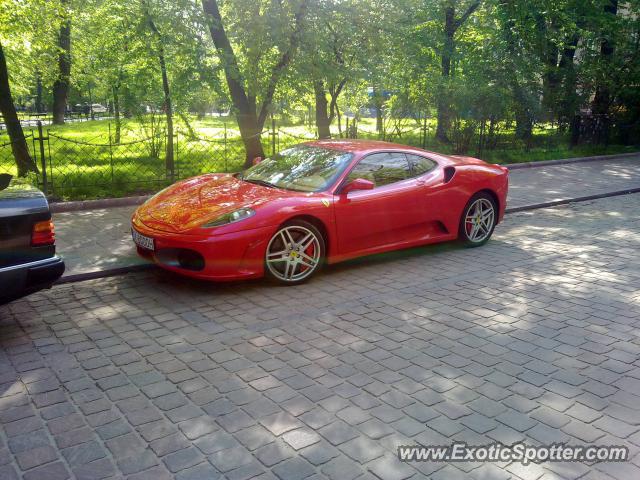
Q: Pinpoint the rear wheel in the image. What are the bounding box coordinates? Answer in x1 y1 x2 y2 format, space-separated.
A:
265 220 325 285
459 192 497 247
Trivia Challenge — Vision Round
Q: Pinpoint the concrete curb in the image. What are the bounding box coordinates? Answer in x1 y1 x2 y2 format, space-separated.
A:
505 151 639 170
51 195 150 213
504 187 640 214
49 151 639 213
56 263 154 285
55 188 640 285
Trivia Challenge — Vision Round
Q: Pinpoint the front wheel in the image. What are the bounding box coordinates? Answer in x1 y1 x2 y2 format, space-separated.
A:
459 193 497 247
265 220 325 285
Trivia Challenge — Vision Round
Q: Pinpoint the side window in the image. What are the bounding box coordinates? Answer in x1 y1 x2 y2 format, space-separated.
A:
406 154 437 177
347 152 410 188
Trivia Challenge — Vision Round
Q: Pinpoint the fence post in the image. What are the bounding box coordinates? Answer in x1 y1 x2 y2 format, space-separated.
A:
36 121 48 195
108 123 114 187
271 117 276 157
224 123 228 172
174 131 179 179
422 115 427 149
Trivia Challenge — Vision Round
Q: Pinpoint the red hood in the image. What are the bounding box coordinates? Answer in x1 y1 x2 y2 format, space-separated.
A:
134 174 294 233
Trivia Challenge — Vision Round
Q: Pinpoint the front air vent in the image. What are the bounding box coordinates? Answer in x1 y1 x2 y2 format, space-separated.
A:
443 166 456 183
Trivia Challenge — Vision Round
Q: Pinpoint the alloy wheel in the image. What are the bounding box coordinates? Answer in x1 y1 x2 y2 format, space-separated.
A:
266 225 321 282
464 198 495 243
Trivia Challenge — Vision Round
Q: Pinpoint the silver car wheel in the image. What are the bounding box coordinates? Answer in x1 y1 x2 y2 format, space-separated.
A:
266 225 321 282
464 198 495 243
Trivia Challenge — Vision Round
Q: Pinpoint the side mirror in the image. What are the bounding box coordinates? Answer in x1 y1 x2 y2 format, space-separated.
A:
341 178 374 194
0 174 12 191
252 156 263 166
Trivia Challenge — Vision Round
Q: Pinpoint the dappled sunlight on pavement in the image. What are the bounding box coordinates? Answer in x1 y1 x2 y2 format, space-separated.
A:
1 194 639 479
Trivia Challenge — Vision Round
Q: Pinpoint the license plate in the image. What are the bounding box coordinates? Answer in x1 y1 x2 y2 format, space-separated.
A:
132 228 154 251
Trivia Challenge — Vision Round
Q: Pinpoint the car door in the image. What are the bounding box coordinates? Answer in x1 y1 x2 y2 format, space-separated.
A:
333 151 427 255
405 153 456 235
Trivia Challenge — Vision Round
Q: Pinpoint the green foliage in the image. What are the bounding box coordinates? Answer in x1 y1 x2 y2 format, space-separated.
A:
0 0 638 183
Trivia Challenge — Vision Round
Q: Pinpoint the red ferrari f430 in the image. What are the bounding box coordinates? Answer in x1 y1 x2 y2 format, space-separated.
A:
131 140 508 284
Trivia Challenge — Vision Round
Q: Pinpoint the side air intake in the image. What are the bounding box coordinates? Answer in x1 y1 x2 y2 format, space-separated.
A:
443 166 456 183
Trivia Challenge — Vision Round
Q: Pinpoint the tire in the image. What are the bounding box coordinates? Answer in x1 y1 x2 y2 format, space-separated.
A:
264 220 325 285
458 192 497 247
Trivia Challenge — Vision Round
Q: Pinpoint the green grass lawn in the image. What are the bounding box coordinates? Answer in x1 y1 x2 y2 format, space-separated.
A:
0 115 636 200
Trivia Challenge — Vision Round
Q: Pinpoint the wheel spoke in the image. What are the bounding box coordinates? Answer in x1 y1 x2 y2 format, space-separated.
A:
298 232 312 248
283 260 293 279
469 224 478 240
298 253 316 268
284 229 296 245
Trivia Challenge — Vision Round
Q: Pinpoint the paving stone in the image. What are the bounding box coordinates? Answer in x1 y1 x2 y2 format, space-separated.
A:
320 456 363 480
300 440 339 466
178 416 218 440
259 411 303 436
150 432 190 456
71 457 116 480
194 431 239 454
318 421 359 446
367 454 416 480
272 457 315 480
175 462 222 480
117 449 160 475
105 431 146 457
282 428 321 450
163 446 205 473
14 444 57 470
22 461 70 480
209 446 254 472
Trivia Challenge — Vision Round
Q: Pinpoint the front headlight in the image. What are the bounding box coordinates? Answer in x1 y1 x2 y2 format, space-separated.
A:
202 207 255 228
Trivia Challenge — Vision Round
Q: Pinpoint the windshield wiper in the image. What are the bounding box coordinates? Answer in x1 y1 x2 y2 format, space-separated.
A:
244 178 278 189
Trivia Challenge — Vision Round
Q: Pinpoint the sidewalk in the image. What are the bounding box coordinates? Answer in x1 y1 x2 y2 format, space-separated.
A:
55 154 640 277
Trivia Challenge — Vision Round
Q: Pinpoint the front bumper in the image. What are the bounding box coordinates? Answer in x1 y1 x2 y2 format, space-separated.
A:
132 222 274 281
0 256 65 304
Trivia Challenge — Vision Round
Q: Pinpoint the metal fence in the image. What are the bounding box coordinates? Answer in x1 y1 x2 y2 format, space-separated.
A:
0 120 333 200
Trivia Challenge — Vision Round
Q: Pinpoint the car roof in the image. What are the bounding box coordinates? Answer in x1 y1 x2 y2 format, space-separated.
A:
302 139 439 156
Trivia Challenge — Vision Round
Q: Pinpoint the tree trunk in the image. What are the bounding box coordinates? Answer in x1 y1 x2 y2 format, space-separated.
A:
52 0 71 125
436 5 455 142
112 85 121 143
179 111 197 139
144 2 174 179
592 0 618 115
314 81 331 139
558 33 579 127
201 0 306 167
201 0 265 166
436 1 480 142
0 41 36 176
158 52 174 179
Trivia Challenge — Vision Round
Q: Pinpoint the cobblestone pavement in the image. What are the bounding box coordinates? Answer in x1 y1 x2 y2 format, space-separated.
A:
2 193 640 480
53 155 640 277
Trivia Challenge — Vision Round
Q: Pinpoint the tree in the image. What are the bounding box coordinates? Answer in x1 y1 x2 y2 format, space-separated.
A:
435 0 481 142
142 0 174 179
0 40 37 176
51 0 71 124
592 0 619 115
201 0 308 167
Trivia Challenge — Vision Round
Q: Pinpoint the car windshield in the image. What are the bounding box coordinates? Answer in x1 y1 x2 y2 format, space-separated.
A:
241 145 352 192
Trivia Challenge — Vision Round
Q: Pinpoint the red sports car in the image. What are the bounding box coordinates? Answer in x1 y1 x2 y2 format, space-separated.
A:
131 140 508 285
